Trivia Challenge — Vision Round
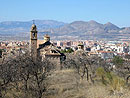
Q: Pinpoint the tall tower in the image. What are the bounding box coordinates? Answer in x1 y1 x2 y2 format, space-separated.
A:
30 22 38 58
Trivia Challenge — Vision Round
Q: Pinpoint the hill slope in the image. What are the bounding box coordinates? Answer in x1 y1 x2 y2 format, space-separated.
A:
0 20 66 35
1 20 130 40
44 69 130 98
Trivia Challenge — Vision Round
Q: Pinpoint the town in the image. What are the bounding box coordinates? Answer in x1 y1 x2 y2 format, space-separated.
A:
1 39 130 62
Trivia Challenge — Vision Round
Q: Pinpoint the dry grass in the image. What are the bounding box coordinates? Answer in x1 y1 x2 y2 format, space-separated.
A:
2 69 130 98
44 69 130 98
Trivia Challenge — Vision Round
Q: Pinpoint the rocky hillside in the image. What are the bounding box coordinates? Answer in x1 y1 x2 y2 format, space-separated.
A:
0 20 66 35
51 20 130 40
0 20 130 40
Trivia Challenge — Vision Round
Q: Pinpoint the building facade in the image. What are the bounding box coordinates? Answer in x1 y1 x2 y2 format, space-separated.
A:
30 24 65 64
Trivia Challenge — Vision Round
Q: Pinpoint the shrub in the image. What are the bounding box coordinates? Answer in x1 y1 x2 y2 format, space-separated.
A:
61 48 74 53
96 67 107 85
106 72 125 93
96 67 125 94
112 56 124 67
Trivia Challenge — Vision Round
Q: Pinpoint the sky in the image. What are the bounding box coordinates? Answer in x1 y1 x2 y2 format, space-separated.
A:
0 0 130 27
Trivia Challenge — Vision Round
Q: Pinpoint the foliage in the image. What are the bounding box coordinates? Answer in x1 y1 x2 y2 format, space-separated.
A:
61 48 74 53
108 73 125 92
112 56 124 66
0 49 5 52
96 67 105 77
0 49 2 52
96 67 106 84
96 67 125 94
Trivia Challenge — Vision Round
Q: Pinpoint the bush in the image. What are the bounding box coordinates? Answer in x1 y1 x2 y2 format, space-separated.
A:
112 56 124 67
106 72 125 93
61 48 74 53
96 67 107 85
96 67 125 94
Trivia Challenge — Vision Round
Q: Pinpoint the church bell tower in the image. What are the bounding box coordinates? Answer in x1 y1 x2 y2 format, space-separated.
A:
30 21 37 58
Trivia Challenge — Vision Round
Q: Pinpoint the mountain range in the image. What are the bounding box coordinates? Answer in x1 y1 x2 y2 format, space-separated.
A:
0 20 130 41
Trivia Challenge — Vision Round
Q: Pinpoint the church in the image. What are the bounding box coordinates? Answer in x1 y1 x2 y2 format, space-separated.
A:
30 23 66 64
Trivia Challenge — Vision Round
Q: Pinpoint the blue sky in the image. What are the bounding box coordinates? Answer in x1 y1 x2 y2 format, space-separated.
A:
0 0 130 27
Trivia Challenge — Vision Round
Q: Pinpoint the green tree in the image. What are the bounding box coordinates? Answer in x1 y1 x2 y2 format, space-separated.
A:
61 48 74 53
112 56 124 67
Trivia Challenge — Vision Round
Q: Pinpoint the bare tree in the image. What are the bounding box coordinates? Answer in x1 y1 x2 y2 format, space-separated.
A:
62 52 111 84
0 58 20 97
28 58 55 98
0 50 56 98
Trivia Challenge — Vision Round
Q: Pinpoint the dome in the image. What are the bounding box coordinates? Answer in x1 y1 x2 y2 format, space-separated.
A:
44 34 50 38
32 24 36 28
31 24 37 30
44 34 50 42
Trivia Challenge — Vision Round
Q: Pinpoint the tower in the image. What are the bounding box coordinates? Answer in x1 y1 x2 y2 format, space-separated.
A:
30 22 38 58
44 34 50 43
78 44 84 50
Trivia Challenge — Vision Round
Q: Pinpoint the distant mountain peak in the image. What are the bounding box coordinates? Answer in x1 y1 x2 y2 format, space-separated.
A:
88 20 97 23
70 21 86 24
105 22 115 25
104 22 119 30
88 20 102 26
88 20 101 24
